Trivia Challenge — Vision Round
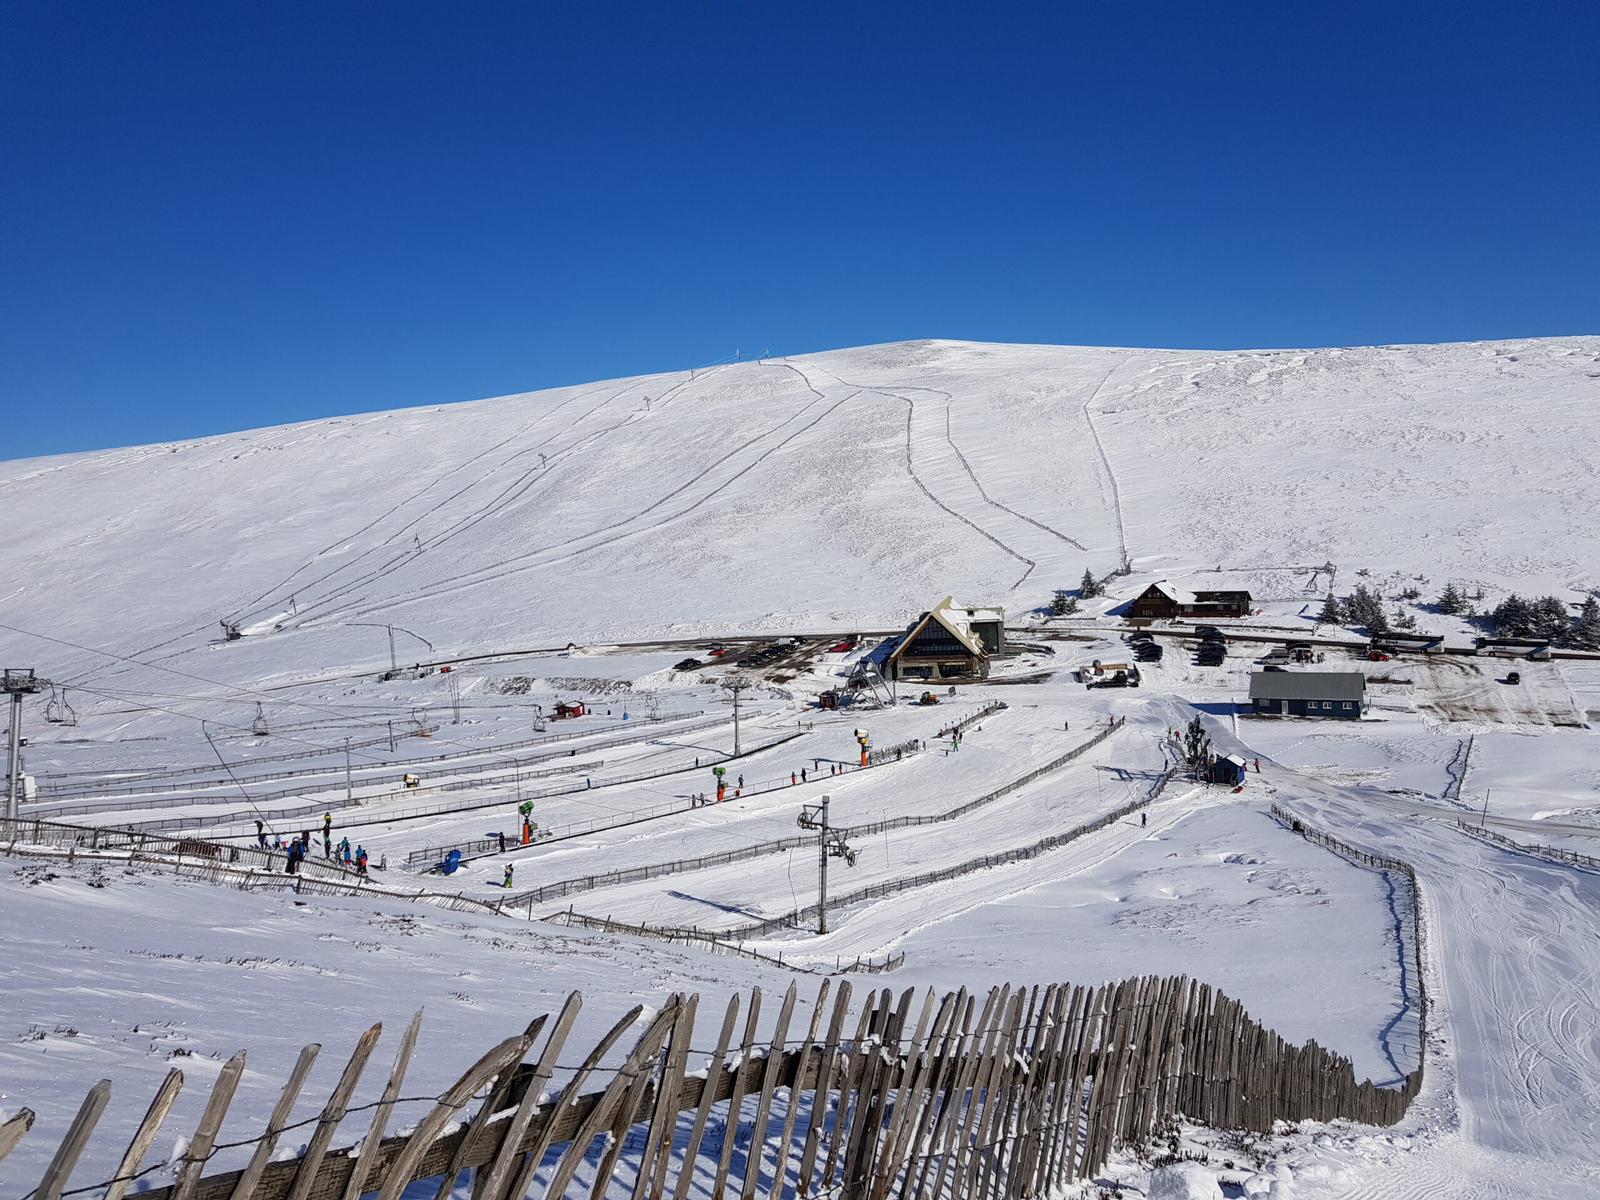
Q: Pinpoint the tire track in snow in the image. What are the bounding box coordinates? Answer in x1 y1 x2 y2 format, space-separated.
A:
276 368 717 629
802 363 1038 591
1080 358 1132 571
307 366 860 624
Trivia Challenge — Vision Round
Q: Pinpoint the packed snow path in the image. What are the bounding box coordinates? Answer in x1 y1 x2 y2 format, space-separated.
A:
1269 776 1600 1199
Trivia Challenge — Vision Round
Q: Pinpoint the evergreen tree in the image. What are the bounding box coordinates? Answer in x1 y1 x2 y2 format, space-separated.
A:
1576 597 1600 650
1182 716 1212 777
1436 582 1464 615
1531 596 1573 645
1393 608 1417 630
1346 583 1388 633
1080 569 1101 599
1051 589 1079 616
1318 593 1344 625
1491 594 1533 637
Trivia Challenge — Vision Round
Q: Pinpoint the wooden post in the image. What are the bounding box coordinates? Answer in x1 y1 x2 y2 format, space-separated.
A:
0 1109 36 1167
172 1052 246 1200
106 1068 184 1200
635 993 697 1200
960 987 1024 1200
501 1002 641 1200
709 988 765 1199
915 986 998 1200
930 984 1008 1200
894 988 970 1200
476 995 582 1200
796 981 854 1198
35 1081 111 1200
740 983 798 1199
375 1033 539 1200
540 1004 680 1200
282 1025 381 1200
435 1015 549 1200
869 989 951 1200
342 1014 423 1200
768 978 833 1200
672 993 742 1200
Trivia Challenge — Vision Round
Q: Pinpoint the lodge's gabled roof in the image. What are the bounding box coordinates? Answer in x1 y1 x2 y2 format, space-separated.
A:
890 595 987 661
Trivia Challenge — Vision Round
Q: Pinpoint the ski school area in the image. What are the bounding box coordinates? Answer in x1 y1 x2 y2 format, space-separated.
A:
5 582 1600 1198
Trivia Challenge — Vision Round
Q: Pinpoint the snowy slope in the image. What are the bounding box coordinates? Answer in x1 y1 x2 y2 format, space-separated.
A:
3 336 1597 685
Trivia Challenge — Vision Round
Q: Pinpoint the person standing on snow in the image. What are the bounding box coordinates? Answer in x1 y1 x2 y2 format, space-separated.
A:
355 846 369 876
255 820 267 850
503 863 514 888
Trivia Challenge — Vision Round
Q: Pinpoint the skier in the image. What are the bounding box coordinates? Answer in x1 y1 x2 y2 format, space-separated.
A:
801 768 807 783
792 772 798 786
340 837 352 865
502 863 514 888
322 812 332 837
1141 812 1148 828
323 832 333 859
737 774 744 789
355 846 369 876
496 831 506 853
285 841 302 876
1254 757 1261 773
255 819 267 850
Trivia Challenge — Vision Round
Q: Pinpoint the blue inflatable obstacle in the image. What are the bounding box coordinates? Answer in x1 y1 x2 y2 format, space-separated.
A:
440 848 463 875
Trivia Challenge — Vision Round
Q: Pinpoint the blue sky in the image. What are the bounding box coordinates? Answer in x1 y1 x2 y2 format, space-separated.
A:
3 1 1596 459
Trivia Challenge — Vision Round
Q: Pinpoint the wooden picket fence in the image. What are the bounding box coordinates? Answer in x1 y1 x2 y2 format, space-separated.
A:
4 973 1422 1200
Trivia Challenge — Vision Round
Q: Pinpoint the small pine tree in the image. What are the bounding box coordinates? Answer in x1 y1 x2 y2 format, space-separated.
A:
1531 595 1573 645
1400 586 1421 601
1576 597 1600 650
1051 589 1079 616
1346 583 1387 633
1492 594 1533 638
1393 608 1417 630
1182 716 1212 777
1318 593 1344 625
1080 569 1102 599
1436 582 1464 615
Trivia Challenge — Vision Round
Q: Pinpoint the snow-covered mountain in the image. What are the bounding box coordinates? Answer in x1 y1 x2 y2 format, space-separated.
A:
3 335 1598 678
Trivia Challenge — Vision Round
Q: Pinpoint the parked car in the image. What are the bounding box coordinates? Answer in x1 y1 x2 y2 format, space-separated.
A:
1128 631 1154 644
1196 649 1226 665
1135 644 1163 662
1195 625 1223 640
1505 670 1521 685
674 657 702 671
1367 650 1391 662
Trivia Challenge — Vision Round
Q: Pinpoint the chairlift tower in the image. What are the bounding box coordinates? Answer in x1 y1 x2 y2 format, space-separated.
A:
721 674 755 757
5 669 45 822
798 794 856 934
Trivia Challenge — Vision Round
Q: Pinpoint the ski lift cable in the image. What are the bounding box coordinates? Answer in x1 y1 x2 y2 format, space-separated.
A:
68 684 399 767
0 620 494 759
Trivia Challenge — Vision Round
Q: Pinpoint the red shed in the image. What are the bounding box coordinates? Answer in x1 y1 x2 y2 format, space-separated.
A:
553 700 587 719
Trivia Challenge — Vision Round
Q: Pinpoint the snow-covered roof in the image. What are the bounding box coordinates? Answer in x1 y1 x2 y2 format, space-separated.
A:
891 595 989 661
961 605 1005 624
1147 580 1196 604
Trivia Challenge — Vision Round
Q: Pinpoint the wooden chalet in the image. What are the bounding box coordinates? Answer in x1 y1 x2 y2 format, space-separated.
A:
1130 580 1253 621
887 596 1005 682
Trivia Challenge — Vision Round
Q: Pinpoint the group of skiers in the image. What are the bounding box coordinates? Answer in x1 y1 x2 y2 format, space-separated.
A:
256 815 368 876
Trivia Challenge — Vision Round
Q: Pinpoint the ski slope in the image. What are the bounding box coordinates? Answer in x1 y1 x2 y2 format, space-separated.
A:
3 335 1600 1197
3 336 1598 689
